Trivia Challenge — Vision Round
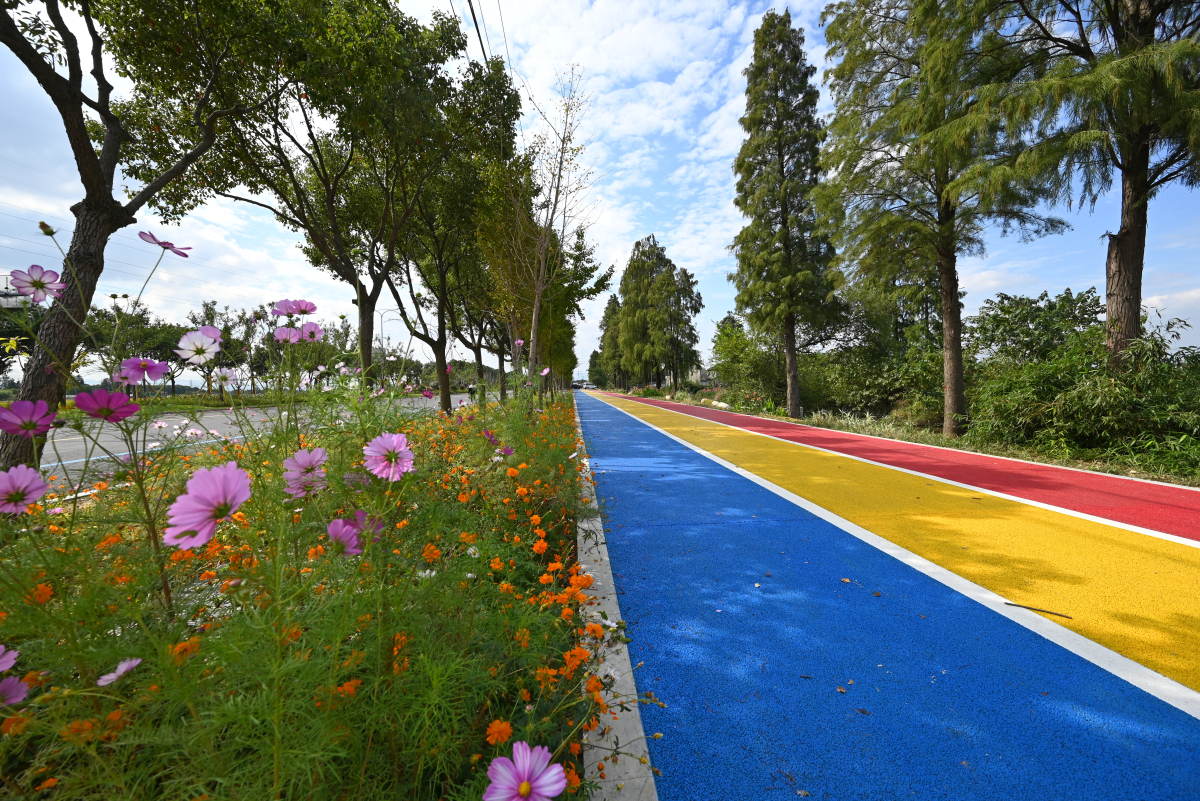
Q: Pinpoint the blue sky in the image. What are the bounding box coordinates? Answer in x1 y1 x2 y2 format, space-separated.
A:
2 0 1198 382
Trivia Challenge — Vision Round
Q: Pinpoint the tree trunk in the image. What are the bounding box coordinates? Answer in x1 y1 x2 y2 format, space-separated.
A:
498 345 507 402
473 346 485 405
355 285 380 385
783 312 801 418
1 199 130 468
937 247 966 438
527 289 543 378
1105 138 1150 357
433 341 451 413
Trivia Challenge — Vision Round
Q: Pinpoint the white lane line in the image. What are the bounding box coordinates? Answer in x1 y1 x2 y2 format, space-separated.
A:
585 394 1200 722
606 395 1200 552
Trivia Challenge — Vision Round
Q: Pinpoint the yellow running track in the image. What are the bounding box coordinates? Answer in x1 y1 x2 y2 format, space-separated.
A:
592 393 1200 692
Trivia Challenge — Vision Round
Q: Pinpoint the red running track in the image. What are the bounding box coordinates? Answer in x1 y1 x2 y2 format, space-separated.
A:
600 393 1200 543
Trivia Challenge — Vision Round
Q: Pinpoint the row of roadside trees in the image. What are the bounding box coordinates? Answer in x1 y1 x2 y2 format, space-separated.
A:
1 0 608 468
725 3 1200 437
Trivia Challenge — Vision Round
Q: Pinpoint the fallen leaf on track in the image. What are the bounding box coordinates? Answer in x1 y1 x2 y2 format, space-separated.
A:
837 686 846 693
873 591 881 597
840 578 850 583
857 709 870 715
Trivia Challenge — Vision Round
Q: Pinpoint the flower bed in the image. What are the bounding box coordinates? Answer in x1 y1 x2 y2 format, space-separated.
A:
0 384 613 798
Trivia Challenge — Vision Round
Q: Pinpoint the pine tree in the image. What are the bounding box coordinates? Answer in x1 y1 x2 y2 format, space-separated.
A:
920 0 1200 357
650 265 703 391
597 295 625 389
731 10 835 419
617 235 674 387
818 0 1063 436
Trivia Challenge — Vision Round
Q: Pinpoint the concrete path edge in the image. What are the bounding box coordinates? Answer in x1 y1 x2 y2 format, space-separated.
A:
574 399 660 801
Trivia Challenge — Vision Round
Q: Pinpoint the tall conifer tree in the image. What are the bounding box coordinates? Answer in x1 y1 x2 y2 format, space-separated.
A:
731 10 833 419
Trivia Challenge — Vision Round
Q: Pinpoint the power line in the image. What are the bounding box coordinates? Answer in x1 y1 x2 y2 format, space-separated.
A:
474 0 494 58
496 0 514 72
464 0 489 60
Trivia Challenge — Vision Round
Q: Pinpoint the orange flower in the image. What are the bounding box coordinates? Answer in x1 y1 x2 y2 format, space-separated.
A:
27 583 53 605
490 557 503 571
457 492 469 503
585 623 605 639
60 718 96 744
585 675 604 694
562 646 590 675
516 487 529 497
506 467 519 478
308 544 325 559
35 778 59 791
529 514 541 526
538 574 553 585
548 561 563 572
200 571 217 581
535 666 559 690
2 714 31 736
569 741 581 755
532 540 549 555
486 719 513 745
498 582 515 594
459 532 477 544
560 608 574 620
171 637 201 665
514 628 530 648
564 765 581 792
422 543 442 562
520 688 531 701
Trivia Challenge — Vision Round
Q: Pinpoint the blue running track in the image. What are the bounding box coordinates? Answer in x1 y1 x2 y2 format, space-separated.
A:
576 392 1200 800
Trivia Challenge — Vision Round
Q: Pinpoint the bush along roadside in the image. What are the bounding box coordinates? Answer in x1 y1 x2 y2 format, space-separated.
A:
0 307 631 799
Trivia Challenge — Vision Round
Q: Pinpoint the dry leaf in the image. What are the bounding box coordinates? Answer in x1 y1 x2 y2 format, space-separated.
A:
837 686 846 693
840 578 850 583
873 591 881 597
857 709 870 715
847 679 854 685
754 583 761 587
799 792 811 798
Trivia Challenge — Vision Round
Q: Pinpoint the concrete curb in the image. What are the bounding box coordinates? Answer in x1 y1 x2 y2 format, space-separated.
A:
574 402 659 801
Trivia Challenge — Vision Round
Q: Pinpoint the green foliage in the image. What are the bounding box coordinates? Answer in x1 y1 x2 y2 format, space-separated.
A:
586 350 607 389
966 288 1102 362
0 386 605 798
612 236 701 389
731 9 837 407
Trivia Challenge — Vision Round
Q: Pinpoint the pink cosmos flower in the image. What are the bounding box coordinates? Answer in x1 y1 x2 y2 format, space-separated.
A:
483 742 566 801
422 389 434 399
283 447 327 479
10 265 66 302
300 321 324 342
363 432 415 482
120 357 170 383
97 657 142 687
138 231 191 257
213 368 237 387
446 365 452 374
175 331 220 364
164 462 251 549
353 510 385 538
0 465 49 513
326 519 363 555
284 475 326 499
273 326 300 344
0 676 28 707
515 339 524 348
0 644 17 672
198 325 223 343
0 400 56 438
540 367 550 376
75 389 139 422
291 299 317 315
271 299 296 316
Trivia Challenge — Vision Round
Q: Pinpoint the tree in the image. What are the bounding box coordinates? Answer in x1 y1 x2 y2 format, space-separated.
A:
649 265 702 391
0 0 295 466
818 0 1064 436
596 295 625 390
587 349 607 388
731 10 835 419
222 3 463 384
617 236 673 386
925 0 1200 356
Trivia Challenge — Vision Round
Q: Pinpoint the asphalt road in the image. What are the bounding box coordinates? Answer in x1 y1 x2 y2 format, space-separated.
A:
42 393 472 484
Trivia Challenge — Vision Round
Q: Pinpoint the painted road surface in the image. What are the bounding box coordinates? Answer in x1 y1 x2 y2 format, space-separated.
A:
591 393 1200 693
574 392 1200 800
